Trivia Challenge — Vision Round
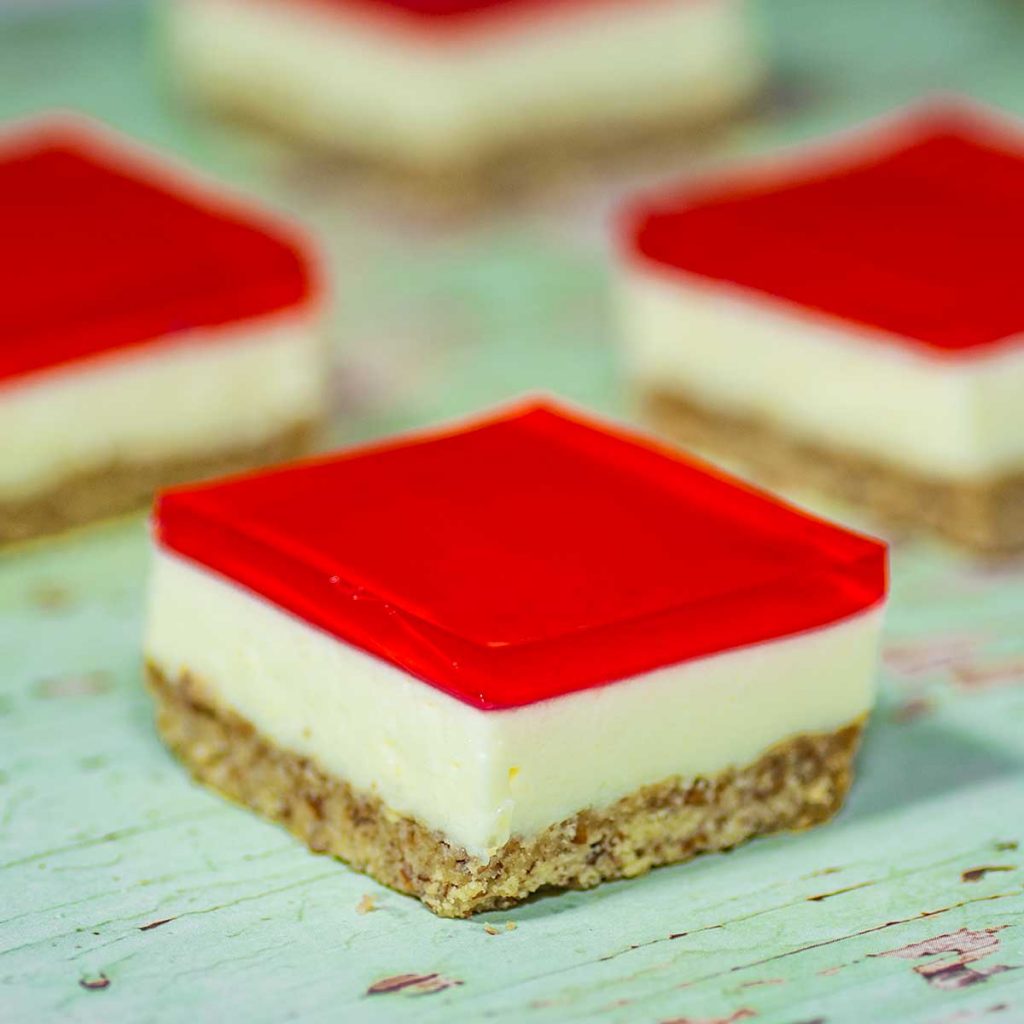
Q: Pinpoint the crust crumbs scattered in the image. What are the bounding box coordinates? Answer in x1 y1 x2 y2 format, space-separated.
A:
356 893 378 915
483 922 516 935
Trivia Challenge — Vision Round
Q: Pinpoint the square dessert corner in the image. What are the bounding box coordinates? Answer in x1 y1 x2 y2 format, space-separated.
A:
617 96 1024 553
166 0 763 181
0 115 325 546
144 399 887 917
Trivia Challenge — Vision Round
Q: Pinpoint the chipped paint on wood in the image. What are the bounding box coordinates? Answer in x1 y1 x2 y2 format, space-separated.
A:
883 634 987 679
950 657 1024 692
890 696 935 723
78 974 110 991
875 928 1018 991
961 866 1015 883
806 881 875 902
660 1009 755 1024
366 974 464 997
138 917 176 932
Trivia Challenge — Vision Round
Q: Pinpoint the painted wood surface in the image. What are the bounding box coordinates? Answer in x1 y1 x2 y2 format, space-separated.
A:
2 2 1024 1021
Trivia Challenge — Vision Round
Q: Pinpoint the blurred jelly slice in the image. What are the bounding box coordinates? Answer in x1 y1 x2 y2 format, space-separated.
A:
0 115 327 546
166 0 763 180
616 97 1024 553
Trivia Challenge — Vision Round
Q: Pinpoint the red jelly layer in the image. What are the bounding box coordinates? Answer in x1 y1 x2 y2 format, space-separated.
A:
155 401 886 711
0 121 313 385
626 103 1024 354
316 0 631 24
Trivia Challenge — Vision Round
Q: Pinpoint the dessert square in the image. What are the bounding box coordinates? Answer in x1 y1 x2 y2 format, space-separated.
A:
145 400 886 916
617 99 1024 553
167 0 762 186
0 117 325 546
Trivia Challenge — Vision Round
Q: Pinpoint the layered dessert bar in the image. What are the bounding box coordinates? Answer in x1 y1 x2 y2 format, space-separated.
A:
0 118 325 546
167 0 762 185
617 100 1024 553
145 400 886 917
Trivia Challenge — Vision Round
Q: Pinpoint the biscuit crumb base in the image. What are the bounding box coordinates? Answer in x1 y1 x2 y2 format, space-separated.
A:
148 661 864 918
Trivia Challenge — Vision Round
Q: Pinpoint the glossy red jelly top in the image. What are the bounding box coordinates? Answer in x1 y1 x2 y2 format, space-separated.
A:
626 103 1024 354
313 0 633 26
0 121 313 385
155 401 886 711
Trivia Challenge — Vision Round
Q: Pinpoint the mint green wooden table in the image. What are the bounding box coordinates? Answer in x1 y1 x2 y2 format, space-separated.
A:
2 3 1024 1021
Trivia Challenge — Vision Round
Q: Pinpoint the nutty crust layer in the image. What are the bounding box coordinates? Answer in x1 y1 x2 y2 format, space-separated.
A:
643 389 1024 555
0 422 314 548
148 662 864 918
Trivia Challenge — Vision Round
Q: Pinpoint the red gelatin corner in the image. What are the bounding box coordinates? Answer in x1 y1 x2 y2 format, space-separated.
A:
296 0 657 38
311 0 630 26
155 401 887 710
0 117 314 386
624 98 1024 356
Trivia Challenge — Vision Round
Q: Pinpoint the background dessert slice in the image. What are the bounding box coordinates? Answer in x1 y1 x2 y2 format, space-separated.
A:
145 400 887 917
0 116 326 547
616 99 1024 553
166 0 762 188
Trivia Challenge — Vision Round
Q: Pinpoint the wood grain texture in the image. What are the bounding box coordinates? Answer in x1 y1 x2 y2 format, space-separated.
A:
2 1 1024 1021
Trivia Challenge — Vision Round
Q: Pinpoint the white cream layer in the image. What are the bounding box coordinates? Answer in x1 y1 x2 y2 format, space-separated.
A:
168 0 761 169
0 310 324 501
146 547 882 859
619 262 1024 481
